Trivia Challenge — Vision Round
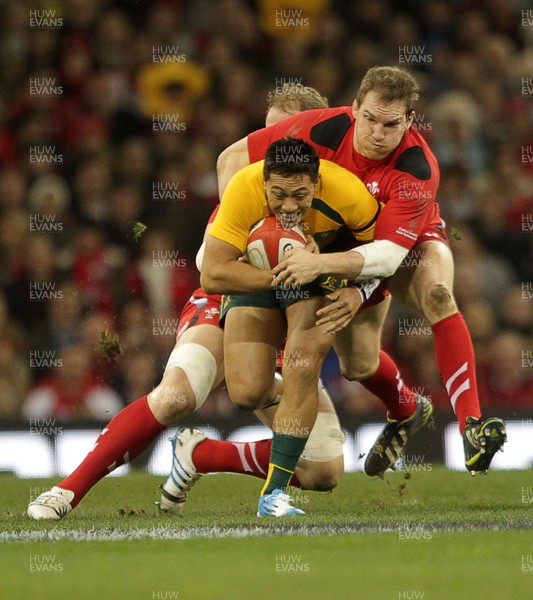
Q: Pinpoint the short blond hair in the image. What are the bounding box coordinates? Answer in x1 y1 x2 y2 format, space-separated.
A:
267 82 328 113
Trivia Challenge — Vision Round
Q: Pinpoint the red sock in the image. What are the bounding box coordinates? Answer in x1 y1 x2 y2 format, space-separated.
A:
359 350 417 421
432 312 481 432
192 438 302 488
59 396 166 507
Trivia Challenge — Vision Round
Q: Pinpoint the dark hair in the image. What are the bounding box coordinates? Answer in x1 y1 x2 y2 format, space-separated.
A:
357 66 419 115
263 138 319 183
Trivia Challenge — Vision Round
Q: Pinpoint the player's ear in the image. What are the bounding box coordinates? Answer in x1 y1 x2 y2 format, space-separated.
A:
351 99 359 117
406 111 415 128
312 172 321 193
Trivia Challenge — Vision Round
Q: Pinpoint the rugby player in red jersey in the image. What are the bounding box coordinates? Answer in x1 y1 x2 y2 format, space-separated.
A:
218 66 507 476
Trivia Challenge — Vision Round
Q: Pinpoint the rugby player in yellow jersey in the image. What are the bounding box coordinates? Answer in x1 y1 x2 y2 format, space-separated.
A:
202 137 382 516
27 85 362 520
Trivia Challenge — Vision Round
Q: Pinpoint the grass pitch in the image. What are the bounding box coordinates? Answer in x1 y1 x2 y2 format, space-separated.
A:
1 467 532 599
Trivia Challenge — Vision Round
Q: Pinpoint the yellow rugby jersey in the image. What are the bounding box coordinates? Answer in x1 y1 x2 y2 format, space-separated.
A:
209 159 381 253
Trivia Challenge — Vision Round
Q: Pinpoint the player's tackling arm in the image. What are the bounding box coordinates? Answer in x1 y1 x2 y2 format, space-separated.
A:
217 137 250 197
201 235 272 295
316 239 409 279
271 239 408 286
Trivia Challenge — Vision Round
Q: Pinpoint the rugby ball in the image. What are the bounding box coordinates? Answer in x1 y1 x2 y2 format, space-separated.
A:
246 216 307 269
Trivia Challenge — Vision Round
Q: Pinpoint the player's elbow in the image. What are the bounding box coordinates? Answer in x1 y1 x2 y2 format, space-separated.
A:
216 147 235 197
380 255 403 278
200 271 221 295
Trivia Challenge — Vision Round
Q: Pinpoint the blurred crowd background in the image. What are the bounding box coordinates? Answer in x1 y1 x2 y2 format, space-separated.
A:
0 0 532 422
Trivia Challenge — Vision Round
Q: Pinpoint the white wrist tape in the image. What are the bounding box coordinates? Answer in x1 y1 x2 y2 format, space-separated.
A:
354 277 382 302
351 239 409 278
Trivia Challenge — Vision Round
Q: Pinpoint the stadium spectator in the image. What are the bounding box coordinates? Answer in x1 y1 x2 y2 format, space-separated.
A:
116 347 159 405
118 297 153 351
78 311 121 385
71 154 113 225
450 225 517 308
22 344 123 421
0 167 27 210
5 233 64 328
0 207 29 287
499 284 533 338
105 182 146 247
31 281 84 379
126 227 197 319
430 90 488 173
70 225 117 315
136 60 210 123
477 331 533 409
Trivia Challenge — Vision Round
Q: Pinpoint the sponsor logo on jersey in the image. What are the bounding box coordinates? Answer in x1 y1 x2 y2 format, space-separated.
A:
395 227 418 241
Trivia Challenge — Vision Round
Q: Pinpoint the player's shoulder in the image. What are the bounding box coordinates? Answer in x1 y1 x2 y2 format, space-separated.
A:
392 128 438 182
308 107 353 151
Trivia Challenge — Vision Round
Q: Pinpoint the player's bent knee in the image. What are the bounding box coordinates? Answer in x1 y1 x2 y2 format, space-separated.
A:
148 383 196 422
315 459 344 491
297 457 344 492
424 283 457 320
164 343 217 411
230 386 270 412
226 358 278 412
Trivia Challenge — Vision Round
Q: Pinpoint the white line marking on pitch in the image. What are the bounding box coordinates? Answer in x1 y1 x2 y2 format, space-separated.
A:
2 522 533 543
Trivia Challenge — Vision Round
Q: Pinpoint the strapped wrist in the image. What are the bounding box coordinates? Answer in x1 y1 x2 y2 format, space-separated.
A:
353 277 382 302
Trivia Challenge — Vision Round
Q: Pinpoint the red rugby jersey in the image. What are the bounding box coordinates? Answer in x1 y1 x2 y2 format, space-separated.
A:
248 107 441 249
207 204 220 225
